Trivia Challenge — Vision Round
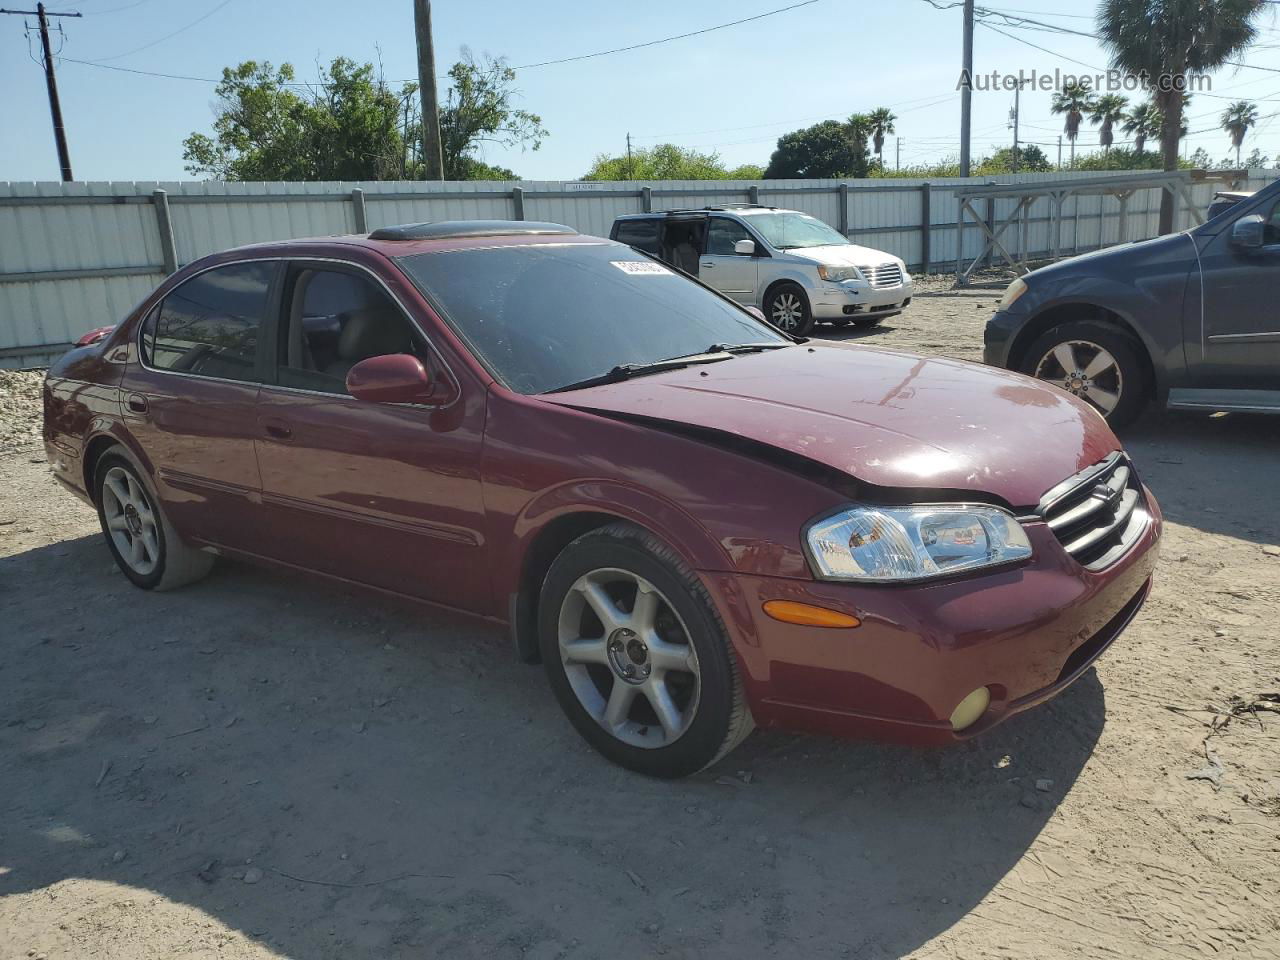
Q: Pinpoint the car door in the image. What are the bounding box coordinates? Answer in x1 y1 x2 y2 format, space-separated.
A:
128 259 279 553
252 260 490 613
699 216 760 303
1195 194 1280 388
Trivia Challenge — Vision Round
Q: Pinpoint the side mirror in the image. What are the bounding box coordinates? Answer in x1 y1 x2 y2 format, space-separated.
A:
346 353 434 404
1230 214 1265 251
733 239 756 256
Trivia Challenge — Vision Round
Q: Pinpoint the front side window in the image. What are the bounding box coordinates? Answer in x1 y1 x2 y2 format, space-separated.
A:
277 267 423 395
614 219 661 255
395 242 788 395
142 261 273 380
747 212 848 250
706 217 754 256
1264 199 1280 246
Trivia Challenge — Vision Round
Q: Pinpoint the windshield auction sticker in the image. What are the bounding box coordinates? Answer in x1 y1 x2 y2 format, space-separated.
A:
611 261 672 275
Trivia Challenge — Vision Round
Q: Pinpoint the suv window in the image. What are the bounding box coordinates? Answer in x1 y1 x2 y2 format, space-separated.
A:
142 261 273 381
277 266 423 395
706 217 754 256
614 218 661 255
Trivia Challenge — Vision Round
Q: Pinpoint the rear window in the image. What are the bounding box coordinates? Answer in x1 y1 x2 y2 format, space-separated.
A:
395 242 786 395
613 218 661 255
142 261 274 381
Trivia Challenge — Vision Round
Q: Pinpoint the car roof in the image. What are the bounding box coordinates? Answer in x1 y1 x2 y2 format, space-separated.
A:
615 204 791 220
222 221 607 258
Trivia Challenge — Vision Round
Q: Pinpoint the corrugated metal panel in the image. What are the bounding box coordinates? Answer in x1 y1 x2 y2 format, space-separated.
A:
3 171 1275 367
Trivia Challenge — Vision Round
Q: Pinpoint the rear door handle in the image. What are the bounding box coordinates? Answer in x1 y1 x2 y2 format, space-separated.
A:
260 417 293 441
126 394 148 414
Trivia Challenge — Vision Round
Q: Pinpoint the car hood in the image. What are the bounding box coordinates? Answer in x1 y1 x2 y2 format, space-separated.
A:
540 342 1119 508
784 244 904 268
1025 231 1189 280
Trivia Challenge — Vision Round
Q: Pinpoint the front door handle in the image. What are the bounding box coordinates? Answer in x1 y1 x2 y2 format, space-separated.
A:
701 261 715 268
126 394 148 414
260 417 293 441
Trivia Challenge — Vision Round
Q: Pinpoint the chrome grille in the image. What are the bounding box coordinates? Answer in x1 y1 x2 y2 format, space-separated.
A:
857 262 904 289
1037 453 1147 570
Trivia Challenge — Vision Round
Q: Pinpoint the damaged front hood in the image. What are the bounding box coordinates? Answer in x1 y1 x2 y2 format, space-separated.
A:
539 341 1120 508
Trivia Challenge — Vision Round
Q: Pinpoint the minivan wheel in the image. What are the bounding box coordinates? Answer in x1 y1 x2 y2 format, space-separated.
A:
538 523 753 778
1021 321 1147 427
765 283 814 336
95 448 214 591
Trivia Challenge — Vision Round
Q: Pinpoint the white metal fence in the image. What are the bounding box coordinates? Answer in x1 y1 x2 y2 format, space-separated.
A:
2 169 1275 368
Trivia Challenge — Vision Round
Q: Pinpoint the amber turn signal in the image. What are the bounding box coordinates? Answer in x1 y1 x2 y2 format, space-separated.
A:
762 600 861 629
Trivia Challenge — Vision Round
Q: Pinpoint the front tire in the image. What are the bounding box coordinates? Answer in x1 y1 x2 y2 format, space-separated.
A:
764 283 814 336
538 523 753 778
1020 321 1147 427
95 447 213 591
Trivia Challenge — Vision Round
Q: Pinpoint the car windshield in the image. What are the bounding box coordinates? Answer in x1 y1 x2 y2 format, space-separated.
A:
747 212 849 250
395 242 790 394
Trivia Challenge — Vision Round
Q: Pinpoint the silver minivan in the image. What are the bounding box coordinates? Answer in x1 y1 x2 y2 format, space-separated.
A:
610 204 913 336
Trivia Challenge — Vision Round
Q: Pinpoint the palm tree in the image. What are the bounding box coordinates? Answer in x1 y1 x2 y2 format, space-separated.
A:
1090 94 1129 154
846 113 873 177
1221 100 1260 166
867 107 896 167
1099 0 1266 233
1051 80 1097 167
1121 100 1163 156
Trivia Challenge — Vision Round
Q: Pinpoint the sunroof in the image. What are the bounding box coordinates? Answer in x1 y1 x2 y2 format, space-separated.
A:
368 220 578 241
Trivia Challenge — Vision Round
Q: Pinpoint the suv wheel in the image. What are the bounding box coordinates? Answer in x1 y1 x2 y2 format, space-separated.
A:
1020 321 1147 427
538 523 753 778
765 283 814 336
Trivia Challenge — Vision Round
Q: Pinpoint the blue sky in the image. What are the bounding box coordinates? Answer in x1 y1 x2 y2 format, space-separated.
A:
3 0 1279 183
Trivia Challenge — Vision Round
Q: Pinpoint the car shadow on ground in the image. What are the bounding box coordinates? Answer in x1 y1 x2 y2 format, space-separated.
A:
1118 410 1280 547
2 532 1107 958
810 321 901 343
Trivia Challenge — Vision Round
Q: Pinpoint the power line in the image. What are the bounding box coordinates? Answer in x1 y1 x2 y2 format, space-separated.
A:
510 0 821 69
86 0 233 62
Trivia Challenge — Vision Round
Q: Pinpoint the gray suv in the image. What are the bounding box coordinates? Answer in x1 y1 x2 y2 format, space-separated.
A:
985 177 1280 426
611 205 913 336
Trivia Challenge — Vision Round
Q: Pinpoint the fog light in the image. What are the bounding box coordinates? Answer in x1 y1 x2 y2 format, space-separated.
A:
949 687 991 731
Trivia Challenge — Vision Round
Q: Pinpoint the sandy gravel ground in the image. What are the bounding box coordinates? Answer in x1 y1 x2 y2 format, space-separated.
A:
2 284 1279 959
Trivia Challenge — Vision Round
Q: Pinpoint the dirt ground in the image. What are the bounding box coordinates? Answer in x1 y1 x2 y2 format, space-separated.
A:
2 283 1279 959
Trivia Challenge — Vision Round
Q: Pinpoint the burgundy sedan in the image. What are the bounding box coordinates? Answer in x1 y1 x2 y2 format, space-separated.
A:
43 220 1161 778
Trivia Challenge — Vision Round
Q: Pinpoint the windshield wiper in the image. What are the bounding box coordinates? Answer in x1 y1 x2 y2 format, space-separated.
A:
545 350 735 394
704 342 790 355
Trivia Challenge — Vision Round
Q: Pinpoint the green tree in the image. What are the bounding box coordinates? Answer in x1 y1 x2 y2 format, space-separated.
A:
1121 100 1162 156
1051 80 1098 168
1074 146 1177 170
581 144 761 180
983 145 1052 173
764 120 865 178
1099 0 1266 232
1090 94 1129 154
1220 100 1260 167
867 107 896 166
183 52 544 181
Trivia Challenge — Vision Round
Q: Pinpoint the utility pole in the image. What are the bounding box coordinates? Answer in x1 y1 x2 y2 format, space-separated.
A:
1057 135 1063 170
959 0 974 177
626 132 633 180
413 0 444 181
1009 78 1024 173
895 137 900 172
1 3 81 181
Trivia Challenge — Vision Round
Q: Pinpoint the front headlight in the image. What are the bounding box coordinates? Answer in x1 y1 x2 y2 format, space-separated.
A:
817 265 861 283
996 278 1028 311
806 505 1032 582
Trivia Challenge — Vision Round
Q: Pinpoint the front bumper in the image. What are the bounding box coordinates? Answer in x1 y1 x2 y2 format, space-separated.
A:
700 489 1162 745
983 309 1023 367
813 279 914 320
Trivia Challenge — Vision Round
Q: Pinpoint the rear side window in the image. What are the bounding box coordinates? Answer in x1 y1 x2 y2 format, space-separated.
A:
614 218 661 255
142 262 274 381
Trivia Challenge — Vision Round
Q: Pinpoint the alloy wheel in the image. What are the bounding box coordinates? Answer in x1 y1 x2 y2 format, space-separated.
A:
1034 339 1123 416
101 465 160 576
770 292 804 331
557 568 701 749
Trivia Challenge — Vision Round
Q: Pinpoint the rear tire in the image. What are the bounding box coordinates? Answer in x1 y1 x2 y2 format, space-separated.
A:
94 447 214 591
764 283 814 337
1020 321 1147 427
538 522 753 778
